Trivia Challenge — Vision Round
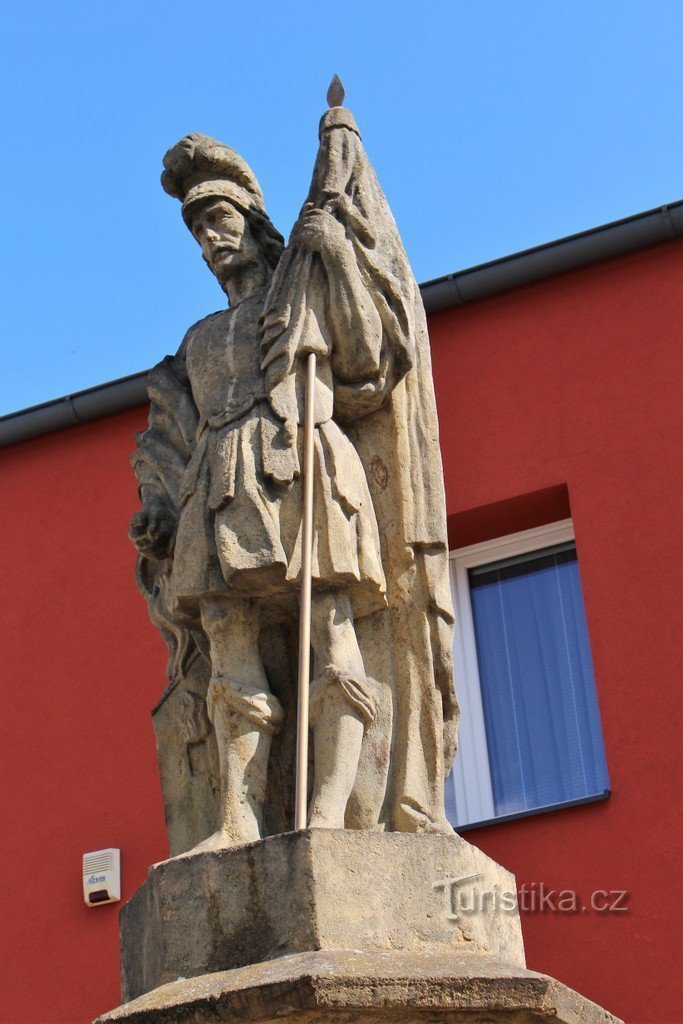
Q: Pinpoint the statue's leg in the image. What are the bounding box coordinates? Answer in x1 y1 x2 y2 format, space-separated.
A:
199 596 283 848
308 590 374 829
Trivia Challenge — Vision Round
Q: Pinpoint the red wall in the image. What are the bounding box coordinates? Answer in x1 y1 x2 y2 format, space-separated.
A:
0 407 162 1023
0 239 680 1023
430 239 683 1024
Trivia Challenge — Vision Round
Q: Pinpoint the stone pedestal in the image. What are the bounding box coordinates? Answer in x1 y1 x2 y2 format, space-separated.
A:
96 830 622 1024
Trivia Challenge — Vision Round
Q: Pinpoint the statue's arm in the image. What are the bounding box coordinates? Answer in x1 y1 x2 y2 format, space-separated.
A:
297 207 383 378
129 338 198 561
129 456 179 561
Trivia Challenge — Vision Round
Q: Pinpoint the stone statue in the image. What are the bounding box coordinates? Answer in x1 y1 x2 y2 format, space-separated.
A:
129 86 460 854
102 85 622 1024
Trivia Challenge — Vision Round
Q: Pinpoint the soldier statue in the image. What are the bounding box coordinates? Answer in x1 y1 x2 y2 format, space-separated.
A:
129 85 459 853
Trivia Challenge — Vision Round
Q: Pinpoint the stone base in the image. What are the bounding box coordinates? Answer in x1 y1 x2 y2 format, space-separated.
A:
119 829 524 1002
96 949 622 1024
98 830 622 1024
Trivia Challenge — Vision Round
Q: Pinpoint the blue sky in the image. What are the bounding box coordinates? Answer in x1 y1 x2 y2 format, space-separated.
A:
1 0 681 415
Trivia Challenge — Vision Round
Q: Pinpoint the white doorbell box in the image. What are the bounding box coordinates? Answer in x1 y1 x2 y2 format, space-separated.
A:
82 848 120 907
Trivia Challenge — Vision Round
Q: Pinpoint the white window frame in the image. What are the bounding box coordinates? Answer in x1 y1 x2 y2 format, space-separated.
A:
448 518 576 829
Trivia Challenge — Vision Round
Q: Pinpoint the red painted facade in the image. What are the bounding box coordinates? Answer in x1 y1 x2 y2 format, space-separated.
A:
1 238 680 1023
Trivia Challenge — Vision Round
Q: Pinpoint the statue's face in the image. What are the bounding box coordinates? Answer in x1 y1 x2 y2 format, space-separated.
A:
190 199 261 286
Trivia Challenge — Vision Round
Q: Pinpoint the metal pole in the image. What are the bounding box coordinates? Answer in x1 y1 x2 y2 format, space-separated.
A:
294 351 317 830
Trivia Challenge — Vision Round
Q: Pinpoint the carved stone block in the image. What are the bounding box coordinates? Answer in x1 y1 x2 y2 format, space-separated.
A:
118 830 524 1003
98 949 622 1024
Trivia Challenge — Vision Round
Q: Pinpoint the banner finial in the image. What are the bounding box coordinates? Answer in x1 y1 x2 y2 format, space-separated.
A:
326 75 345 108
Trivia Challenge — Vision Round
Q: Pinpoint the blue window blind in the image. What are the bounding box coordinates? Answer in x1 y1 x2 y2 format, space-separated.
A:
469 542 610 818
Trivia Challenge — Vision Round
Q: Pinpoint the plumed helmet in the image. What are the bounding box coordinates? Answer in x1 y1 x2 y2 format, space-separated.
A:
161 133 266 226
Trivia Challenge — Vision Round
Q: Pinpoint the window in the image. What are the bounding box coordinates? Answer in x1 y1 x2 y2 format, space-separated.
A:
445 520 610 830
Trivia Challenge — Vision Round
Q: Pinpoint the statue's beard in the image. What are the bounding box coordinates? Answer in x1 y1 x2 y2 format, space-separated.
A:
211 247 240 271
211 248 268 298
210 250 244 288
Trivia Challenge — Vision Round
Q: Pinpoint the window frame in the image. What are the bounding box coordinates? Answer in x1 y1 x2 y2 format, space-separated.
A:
447 518 610 831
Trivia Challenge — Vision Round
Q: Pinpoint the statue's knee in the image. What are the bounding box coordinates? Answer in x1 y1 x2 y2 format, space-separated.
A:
207 675 284 734
309 665 377 732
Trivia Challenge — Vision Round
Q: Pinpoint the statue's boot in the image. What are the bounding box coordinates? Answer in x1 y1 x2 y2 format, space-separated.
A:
205 675 283 847
308 666 377 828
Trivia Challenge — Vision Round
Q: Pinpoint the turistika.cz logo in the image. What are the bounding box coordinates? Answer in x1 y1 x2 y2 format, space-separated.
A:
433 874 629 920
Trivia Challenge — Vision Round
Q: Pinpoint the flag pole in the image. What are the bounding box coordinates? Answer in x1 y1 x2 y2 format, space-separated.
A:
294 350 317 830
294 75 345 831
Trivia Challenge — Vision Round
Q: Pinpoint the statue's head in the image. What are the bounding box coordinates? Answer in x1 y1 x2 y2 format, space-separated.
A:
161 133 284 295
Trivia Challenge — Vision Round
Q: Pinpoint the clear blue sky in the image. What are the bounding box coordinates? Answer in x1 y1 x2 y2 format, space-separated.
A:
1 0 681 415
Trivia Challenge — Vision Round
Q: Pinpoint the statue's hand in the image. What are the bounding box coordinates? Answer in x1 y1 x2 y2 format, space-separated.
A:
129 499 177 560
296 206 347 257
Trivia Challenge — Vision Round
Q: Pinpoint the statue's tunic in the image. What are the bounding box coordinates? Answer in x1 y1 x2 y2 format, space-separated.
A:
170 287 386 624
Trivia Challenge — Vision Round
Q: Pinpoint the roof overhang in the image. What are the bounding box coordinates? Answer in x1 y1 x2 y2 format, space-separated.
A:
1 201 681 449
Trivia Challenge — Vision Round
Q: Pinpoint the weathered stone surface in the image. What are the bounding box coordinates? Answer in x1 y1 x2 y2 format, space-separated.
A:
129 93 460 854
152 618 301 856
120 830 524 1003
151 648 220 855
97 949 623 1024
